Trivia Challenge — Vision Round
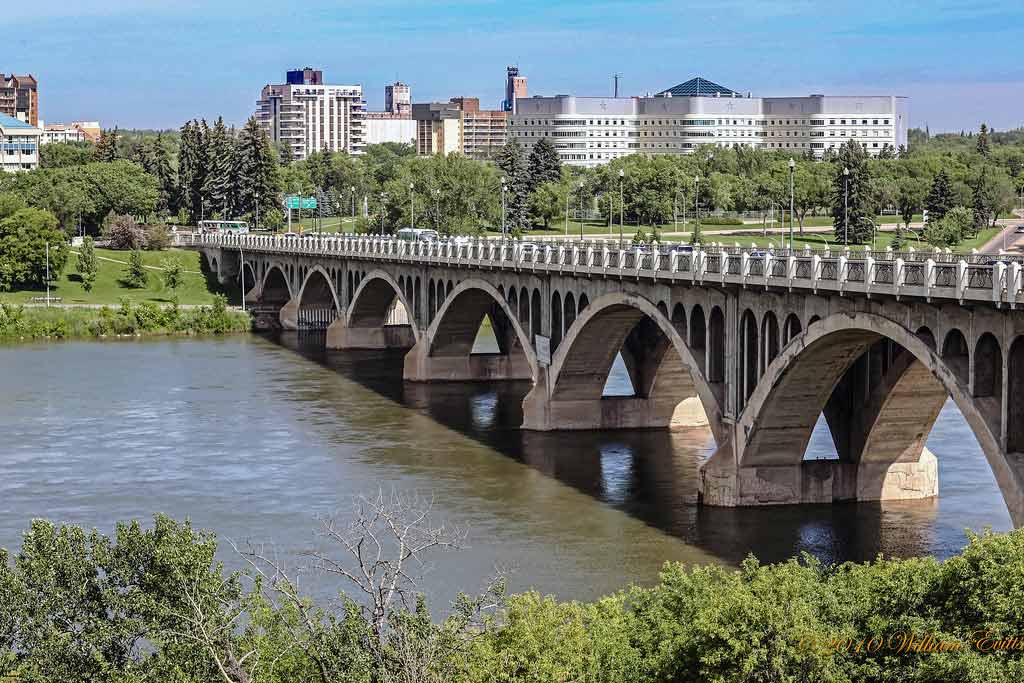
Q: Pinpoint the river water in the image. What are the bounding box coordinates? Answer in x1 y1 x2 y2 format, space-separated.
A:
0 335 1012 607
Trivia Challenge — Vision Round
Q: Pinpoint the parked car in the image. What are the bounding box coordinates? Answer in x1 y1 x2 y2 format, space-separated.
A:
1015 224 1024 234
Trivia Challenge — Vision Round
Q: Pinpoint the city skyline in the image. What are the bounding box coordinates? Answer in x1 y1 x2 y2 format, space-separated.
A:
3 0 1023 132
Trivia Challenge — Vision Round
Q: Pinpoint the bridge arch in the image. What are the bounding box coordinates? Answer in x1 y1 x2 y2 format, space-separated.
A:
404 278 538 383
333 269 419 349
259 263 293 304
733 311 1022 524
534 291 725 440
296 265 341 311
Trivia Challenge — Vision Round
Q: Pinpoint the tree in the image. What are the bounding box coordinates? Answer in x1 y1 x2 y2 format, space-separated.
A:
131 134 177 215
123 249 148 288
971 165 996 236
77 236 98 292
160 257 183 291
526 138 561 192
924 205 973 247
203 117 235 218
233 117 280 224
831 141 875 244
977 123 991 158
40 141 96 169
792 162 832 234
495 141 530 234
529 180 568 229
94 126 120 162
925 169 955 222
0 208 68 291
897 175 927 230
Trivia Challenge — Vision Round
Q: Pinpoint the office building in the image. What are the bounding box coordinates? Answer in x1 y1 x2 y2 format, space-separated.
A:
385 82 411 116
1 113 42 172
255 68 365 160
510 76 908 167
502 66 527 113
413 97 507 159
1 73 39 126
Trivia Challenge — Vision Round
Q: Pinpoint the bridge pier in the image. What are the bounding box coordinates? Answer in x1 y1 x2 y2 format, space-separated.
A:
327 318 416 350
403 335 533 382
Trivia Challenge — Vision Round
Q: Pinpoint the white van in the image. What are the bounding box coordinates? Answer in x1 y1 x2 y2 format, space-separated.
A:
396 228 440 242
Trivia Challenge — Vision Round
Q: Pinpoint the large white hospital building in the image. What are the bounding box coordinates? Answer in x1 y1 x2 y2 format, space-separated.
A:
510 77 908 167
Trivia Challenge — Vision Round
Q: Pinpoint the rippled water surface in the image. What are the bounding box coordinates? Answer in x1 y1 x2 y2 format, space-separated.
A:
0 335 1012 605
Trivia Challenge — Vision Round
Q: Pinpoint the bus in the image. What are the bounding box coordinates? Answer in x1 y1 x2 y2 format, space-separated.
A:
198 220 250 234
395 228 439 242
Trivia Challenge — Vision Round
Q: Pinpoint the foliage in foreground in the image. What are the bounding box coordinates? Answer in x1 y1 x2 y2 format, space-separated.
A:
1 511 1024 683
0 296 248 340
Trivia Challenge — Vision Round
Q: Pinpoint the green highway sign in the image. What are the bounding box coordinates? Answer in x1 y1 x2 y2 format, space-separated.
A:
286 196 318 210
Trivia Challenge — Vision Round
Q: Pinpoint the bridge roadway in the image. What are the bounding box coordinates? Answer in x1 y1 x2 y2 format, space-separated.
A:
183 232 1024 526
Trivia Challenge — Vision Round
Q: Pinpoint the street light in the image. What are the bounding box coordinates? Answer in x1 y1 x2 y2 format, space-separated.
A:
618 168 625 248
409 182 415 229
350 185 356 219
843 167 850 245
433 189 441 230
693 175 701 244
788 157 796 250
578 181 585 241
379 192 388 234
564 182 570 236
500 176 507 237
255 191 260 231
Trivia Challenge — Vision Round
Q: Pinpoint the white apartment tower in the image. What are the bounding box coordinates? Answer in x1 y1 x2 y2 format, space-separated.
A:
256 68 365 161
510 77 908 167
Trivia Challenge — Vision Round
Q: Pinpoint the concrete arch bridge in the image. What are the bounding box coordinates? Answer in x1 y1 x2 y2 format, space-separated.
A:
185 232 1024 526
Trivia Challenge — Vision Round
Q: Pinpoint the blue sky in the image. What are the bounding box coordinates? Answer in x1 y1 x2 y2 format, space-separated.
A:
3 0 1022 132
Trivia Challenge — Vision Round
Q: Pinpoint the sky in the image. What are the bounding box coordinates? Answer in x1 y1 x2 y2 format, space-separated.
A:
3 0 1022 132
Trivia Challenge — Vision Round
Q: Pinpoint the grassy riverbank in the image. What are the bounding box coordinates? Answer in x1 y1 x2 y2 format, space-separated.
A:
0 297 249 341
0 247 232 306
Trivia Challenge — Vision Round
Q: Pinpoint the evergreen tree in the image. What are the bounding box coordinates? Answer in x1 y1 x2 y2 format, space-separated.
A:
203 117 235 218
526 138 561 192
925 169 954 222
877 143 895 160
496 141 530 233
177 120 209 225
132 135 176 215
77 236 98 292
94 127 120 163
890 224 905 251
123 250 148 288
977 123 991 158
831 141 874 244
234 117 281 226
971 165 995 235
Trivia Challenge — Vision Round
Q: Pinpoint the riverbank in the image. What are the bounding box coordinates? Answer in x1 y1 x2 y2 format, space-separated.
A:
0 297 250 341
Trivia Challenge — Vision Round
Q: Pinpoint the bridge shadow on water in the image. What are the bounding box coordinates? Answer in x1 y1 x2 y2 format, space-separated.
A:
268 331 955 567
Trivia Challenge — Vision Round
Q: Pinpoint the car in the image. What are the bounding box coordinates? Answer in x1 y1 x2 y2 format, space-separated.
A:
282 232 299 239
1015 225 1024 234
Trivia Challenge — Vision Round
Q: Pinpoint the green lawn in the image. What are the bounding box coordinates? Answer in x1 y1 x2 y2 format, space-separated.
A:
290 215 358 233
0 248 233 306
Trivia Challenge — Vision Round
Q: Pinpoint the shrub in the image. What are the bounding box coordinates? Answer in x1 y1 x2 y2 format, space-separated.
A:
700 216 745 226
104 214 147 250
143 223 171 250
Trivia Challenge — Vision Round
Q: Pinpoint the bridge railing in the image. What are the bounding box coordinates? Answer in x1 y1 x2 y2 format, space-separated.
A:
178 232 1023 306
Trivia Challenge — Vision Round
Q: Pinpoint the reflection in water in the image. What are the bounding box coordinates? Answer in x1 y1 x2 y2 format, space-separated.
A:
0 333 1013 609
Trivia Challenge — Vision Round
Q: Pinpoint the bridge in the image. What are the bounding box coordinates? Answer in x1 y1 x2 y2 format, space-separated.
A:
182 232 1024 526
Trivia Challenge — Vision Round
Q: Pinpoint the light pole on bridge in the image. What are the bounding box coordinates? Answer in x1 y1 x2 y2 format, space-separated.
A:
500 176 507 237
379 192 388 234
618 168 625 249
843 166 850 246
788 157 796 250
409 182 415 229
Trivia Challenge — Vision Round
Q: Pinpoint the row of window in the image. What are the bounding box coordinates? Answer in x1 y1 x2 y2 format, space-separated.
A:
514 116 892 127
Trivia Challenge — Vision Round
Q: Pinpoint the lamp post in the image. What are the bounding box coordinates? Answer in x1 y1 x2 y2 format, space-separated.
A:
409 182 415 229
693 175 701 244
350 185 356 219
578 181 585 240
618 168 625 248
45 242 50 307
434 189 441 230
500 176 507 237
564 183 570 236
788 157 796 250
255 191 260 231
379 192 388 234
843 166 850 245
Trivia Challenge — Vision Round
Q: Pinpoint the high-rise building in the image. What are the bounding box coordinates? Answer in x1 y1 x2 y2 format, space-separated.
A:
1 73 39 126
0 113 42 172
385 82 411 116
502 66 527 113
256 68 365 161
510 76 908 167
413 97 507 159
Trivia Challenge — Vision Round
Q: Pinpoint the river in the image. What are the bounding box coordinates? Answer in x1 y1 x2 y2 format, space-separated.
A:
0 334 1012 607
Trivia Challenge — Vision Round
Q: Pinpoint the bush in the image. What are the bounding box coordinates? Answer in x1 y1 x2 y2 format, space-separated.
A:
144 223 171 250
925 206 973 248
0 208 68 291
104 213 147 250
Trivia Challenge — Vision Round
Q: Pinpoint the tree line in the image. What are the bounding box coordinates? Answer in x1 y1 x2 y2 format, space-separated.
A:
2 501 1024 682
